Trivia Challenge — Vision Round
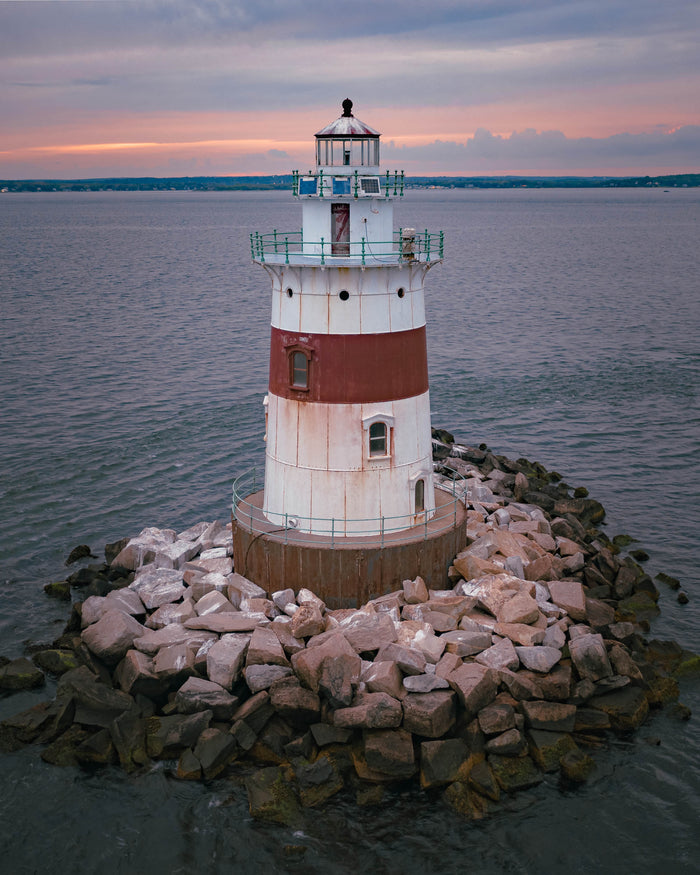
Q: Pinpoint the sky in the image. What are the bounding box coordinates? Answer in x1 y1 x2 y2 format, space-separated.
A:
1 0 699 178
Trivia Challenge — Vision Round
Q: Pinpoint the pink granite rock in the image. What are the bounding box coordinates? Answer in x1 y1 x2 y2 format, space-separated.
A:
448 663 498 716
246 625 290 668
548 580 587 621
497 592 540 626
333 692 402 729
363 660 405 699
206 633 251 690
291 604 325 639
291 632 360 693
402 690 456 738
474 637 520 672
82 610 146 664
402 576 429 604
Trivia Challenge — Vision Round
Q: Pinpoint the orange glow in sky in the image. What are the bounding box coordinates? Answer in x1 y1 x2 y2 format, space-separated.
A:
1 2 698 178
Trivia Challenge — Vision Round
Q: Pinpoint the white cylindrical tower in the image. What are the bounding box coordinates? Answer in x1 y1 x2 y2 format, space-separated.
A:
251 99 443 538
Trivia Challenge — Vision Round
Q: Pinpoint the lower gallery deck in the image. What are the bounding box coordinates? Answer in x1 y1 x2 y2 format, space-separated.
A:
232 487 467 608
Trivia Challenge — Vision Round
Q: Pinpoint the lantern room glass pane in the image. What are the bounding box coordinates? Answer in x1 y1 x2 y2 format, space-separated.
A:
318 138 379 167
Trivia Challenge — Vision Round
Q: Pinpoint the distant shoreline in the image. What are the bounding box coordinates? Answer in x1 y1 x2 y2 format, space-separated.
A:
1 172 698 193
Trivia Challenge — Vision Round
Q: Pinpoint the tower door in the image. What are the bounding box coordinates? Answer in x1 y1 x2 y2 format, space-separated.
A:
331 202 350 256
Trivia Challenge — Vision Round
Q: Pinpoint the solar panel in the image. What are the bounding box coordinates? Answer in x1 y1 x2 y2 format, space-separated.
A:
360 177 381 194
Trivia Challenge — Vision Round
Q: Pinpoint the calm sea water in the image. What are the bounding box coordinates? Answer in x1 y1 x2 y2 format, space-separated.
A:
1 189 699 873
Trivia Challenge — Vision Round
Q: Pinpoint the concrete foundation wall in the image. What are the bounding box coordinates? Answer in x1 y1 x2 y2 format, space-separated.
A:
232 498 467 609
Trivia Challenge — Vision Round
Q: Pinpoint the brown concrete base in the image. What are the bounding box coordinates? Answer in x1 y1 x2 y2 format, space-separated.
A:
232 488 467 609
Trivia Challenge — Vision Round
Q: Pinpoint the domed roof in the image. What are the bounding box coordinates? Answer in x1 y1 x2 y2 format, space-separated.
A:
315 99 380 139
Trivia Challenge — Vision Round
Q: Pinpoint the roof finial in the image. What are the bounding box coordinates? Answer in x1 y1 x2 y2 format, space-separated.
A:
341 98 353 118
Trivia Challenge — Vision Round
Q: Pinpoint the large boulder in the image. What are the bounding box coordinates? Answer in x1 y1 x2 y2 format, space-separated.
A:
568 633 613 682
475 637 520 671
58 666 136 728
145 711 213 758
402 690 456 738
419 738 469 788
363 660 404 699
129 567 186 610
114 649 166 699
514 646 562 674
244 664 293 694
268 676 321 727
206 634 251 690
175 676 239 720
333 692 402 730
448 663 498 717
364 728 416 778
548 580 587 621
291 632 360 693
497 592 540 626
521 701 577 732
527 729 578 772
246 626 290 668
193 728 238 779
340 611 397 653
82 610 146 664
588 686 649 731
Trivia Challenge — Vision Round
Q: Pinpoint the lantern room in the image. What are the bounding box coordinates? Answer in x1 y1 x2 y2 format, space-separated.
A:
314 97 380 172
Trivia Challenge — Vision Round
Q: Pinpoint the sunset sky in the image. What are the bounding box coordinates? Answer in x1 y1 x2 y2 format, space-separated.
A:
1 0 699 178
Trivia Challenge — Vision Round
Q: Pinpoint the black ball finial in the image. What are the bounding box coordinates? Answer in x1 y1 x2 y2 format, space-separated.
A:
342 98 353 117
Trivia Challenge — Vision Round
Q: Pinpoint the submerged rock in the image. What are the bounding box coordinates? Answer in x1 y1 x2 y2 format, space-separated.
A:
0 657 45 691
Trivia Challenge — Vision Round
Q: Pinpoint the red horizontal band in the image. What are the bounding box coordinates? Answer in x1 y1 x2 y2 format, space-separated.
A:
269 326 429 403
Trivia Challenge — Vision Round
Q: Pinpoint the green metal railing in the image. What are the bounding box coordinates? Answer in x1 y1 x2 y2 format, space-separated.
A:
250 228 444 266
231 467 466 548
291 169 405 198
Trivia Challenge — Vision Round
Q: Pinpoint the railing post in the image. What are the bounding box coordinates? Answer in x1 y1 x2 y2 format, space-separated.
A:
320 237 325 265
385 170 390 197
440 230 444 258
398 227 403 263
273 229 278 254
319 169 324 197
361 238 365 266
284 237 289 265
400 171 404 196
353 170 359 199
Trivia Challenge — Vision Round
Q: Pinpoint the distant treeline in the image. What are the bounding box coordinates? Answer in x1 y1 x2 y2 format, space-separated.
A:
1 173 698 192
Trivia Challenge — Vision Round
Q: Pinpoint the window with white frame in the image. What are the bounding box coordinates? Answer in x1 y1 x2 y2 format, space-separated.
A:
362 413 394 459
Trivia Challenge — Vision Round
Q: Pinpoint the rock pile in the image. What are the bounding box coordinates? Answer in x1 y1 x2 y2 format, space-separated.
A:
1 440 697 824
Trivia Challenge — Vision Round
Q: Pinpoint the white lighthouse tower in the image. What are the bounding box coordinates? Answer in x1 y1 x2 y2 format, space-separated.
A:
234 100 465 605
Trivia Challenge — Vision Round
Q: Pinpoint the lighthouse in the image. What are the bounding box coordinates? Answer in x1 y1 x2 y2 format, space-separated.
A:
233 100 466 606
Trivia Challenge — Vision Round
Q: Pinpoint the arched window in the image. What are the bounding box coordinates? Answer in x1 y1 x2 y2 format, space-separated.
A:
363 413 394 459
290 351 308 389
415 478 425 513
369 422 387 456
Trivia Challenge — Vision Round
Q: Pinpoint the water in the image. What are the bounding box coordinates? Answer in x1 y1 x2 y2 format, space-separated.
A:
1 188 699 873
